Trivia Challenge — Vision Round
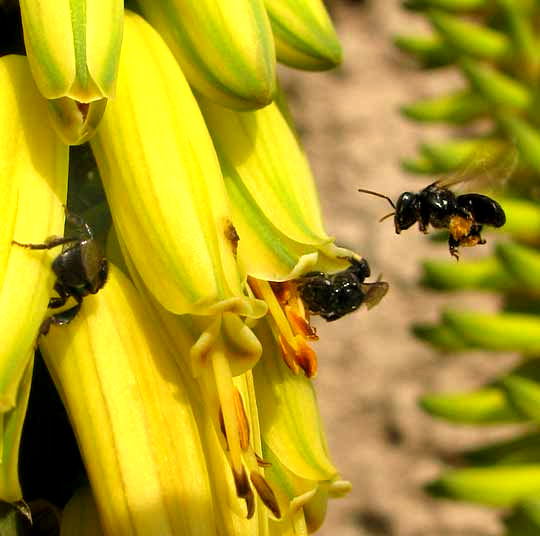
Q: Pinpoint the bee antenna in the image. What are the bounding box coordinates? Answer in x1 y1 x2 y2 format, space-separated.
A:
358 188 396 209
379 211 395 223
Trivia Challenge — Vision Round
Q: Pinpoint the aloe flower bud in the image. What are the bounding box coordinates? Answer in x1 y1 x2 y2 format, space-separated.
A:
264 0 343 70
19 0 123 143
91 11 266 318
134 0 276 109
0 55 68 507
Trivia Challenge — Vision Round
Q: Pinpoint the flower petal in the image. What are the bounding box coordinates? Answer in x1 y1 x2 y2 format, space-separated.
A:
19 0 123 101
199 92 353 280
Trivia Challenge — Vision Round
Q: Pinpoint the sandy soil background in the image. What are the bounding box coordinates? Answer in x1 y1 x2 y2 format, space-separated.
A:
281 2 521 535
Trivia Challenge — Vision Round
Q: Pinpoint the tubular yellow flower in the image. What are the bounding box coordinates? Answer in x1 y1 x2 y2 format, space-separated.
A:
198 92 353 282
19 1 123 144
40 265 218 535
91 11 266 318
253 320 340 483
253 319 351 531
134 0 276 109
265 0 342 70
19 0 123 101
0 54 68 411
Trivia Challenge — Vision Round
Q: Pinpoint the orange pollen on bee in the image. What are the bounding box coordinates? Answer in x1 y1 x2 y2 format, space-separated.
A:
248 277 318 378
460 234 482 247
448 215 473 240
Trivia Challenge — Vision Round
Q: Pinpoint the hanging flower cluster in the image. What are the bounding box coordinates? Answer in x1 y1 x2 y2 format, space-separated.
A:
0 1 387 534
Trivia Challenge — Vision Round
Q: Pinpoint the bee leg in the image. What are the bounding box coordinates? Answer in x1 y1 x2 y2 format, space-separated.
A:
448 235 460 261
39 295 83 336
48 282 69 309
470 224 486 245
12 236 78 250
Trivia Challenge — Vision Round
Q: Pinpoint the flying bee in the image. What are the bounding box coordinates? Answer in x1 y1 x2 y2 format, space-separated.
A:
297 257 389 322
13 211 108 335
357 146 517 258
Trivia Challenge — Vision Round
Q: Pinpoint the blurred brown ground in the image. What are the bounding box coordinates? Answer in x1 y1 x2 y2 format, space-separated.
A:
280 2 520 535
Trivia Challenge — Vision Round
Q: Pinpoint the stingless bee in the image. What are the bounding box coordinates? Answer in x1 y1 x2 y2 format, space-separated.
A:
298 257 389 322
13 211 108 335
358 146 516 258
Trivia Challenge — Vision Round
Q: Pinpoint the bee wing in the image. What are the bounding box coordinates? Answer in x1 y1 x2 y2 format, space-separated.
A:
361 281 389 310
433 142 519 193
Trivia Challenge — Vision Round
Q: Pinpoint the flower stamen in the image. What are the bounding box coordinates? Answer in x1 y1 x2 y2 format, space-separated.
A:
249 277 318 377
250 471 281 519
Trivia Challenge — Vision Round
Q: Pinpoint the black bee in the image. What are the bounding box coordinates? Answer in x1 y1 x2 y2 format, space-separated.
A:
13 212 108 335
358 177 506 259
298 257 389 321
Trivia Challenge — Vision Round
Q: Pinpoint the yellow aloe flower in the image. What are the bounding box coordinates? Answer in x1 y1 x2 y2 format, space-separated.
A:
133 0 276 109
265 0 343 70
91 11 266 319
198 91 353 281
253 319 351 533
0 53 67 419
18 0 123 143
40 265 219 535
0 54 67 507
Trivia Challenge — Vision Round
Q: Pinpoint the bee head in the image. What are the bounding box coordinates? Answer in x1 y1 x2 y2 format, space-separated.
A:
395 192 420 233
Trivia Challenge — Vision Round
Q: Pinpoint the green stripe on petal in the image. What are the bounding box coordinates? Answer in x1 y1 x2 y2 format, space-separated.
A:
265 0 342 70
134 0 276 109
199 92 354 280
19 0 122 101
86 0 123 98
223 156 351 280
19 0 75 98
